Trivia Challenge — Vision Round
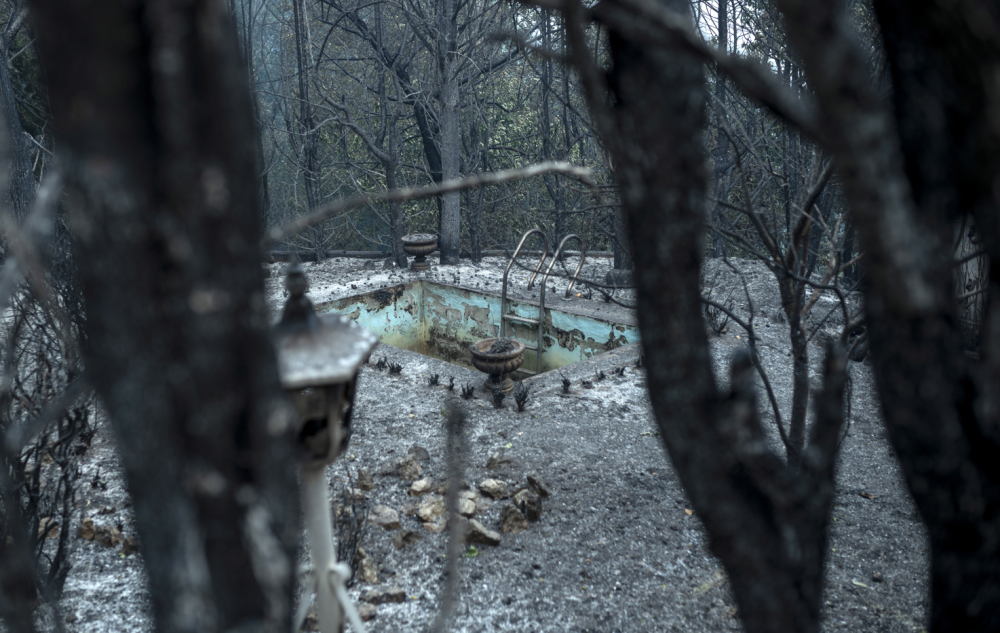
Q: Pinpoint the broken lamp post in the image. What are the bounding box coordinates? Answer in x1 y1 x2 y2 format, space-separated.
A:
273 261 377 633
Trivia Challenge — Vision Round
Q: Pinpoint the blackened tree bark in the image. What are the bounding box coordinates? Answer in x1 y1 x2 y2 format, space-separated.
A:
840 213 857 285
710 0 728 258
0 3 34 219
293 0 324 259
436 0 461 264
775 0 1000 629
231 0 273 221
30 1 300 631
611 205 633 271
569 1 848 631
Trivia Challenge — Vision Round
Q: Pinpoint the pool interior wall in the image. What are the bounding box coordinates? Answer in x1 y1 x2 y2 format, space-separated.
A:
315 280 639 375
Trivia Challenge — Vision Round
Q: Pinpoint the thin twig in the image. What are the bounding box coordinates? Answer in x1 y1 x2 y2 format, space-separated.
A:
718 258 790 451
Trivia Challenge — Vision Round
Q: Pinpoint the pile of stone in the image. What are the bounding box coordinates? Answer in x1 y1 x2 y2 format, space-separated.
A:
352 444 555 621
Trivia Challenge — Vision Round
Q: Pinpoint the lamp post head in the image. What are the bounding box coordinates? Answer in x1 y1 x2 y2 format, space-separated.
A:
273 261 378 468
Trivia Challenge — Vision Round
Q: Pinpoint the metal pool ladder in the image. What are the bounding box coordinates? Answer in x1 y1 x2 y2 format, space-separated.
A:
500 230 589 375
542 234 588 298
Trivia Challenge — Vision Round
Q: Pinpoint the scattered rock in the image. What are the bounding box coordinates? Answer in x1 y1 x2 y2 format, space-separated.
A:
357 468 375 491
417 495 446 522
423 518 447 534
479 479 509 499
348 488 367 502
872 572 883 583
356 547 378 584
527 472 552 498
458 498 477 518
401 500 420 517
358 602 377 621
458 489 476 501
513 489 542 522
80 517 124 548
407 445 431 461
500 504 528 534
335 504 354 520
96 525 123 548
486 449 509 470
475 496 493 514
408 477 435 496
360 587 406 605
465 519 502 546
37 518 59 540
391 530 423 550
397 455 422 481
78 517 95 541
369 505 401 530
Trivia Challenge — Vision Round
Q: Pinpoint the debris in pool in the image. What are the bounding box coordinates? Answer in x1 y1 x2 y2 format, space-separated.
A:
428 373 440 387
486 337 516 355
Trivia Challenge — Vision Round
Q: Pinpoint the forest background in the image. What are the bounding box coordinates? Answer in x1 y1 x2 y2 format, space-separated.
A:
0 0 997 633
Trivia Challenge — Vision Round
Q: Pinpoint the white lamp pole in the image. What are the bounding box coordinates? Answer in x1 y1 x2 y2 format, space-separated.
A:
273 260 377 633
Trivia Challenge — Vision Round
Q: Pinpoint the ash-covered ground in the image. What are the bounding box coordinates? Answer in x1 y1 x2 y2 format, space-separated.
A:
39 256 928 632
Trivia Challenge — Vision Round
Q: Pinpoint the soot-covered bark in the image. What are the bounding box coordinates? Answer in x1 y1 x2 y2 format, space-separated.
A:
774 0 1000 629
30 1 300 631
565 1 848 631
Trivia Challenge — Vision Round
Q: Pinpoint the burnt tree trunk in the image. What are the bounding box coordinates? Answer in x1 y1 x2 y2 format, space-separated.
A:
869 1 1000 628
30 1 300 631
776 0 1000 629
293 0 323 259
611 205 633 271
576 2 847 631
711 0 728 258
436 0 461 265
0 5 34 220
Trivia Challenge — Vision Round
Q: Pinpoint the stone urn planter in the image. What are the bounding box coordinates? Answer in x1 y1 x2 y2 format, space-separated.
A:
469 337 525 394
401 233 439 271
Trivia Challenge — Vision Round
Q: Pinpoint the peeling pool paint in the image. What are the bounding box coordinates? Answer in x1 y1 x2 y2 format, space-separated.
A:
315 281 640 375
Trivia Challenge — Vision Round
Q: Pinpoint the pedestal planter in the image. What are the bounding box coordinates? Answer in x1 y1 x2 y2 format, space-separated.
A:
470 337 526 394
401 233 438 271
